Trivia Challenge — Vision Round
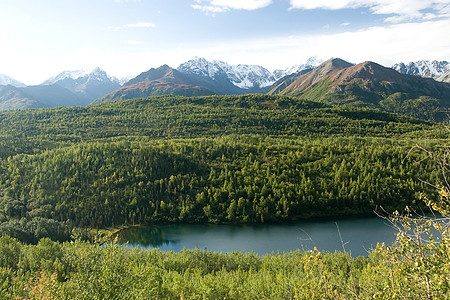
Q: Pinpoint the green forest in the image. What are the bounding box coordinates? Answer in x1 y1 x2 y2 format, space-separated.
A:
0 94 445 241
0 94 449 298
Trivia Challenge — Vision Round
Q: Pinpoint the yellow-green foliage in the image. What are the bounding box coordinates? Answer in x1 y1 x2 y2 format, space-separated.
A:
0 203 448 300
2 182 449 299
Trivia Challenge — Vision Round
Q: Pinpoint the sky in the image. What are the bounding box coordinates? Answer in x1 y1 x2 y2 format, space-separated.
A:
1 0 450 85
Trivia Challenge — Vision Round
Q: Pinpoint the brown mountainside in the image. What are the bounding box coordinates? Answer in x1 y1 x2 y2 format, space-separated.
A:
94 65 215 104
272 58 450 120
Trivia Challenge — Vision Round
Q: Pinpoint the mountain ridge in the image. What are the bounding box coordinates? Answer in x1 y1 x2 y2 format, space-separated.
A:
1 57 450 119
42 67 121 103
393 60 450 81
0 73 26 88
177 57 323 94
273 58 450 120
94 65 214 104
0 67 122 110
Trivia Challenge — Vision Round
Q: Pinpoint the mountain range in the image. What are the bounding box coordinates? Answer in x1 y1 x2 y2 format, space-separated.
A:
393 60 450 83
0 58 324 110
1 57 450 120
0 68 121 111
42 67 121 102
0 73 26 88
272 58 450 120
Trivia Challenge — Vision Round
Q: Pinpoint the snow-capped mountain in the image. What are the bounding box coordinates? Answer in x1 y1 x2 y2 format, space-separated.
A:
178 58 277 92
273 57 323 80
42 67 121 103
43 67 120 86
0 73 26 87
437 70 450 83
118 75 134 86
177 57 323 93
42 69 91 85
219 62 276 89
392 60 450 79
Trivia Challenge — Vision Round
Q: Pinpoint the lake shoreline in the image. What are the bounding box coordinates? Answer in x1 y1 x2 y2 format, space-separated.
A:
116 213 398 257
108 211 383 242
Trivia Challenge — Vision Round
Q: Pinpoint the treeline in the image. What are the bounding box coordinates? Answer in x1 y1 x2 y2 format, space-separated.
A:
0 95 440 160
0 94 446 242
0 94 448 298
0 136 441 242
0 229 448 299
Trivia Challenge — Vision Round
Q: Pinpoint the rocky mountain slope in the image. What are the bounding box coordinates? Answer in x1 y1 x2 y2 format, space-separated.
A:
0 68 121 110
2 57 449 119
437 70 450 83
272 57 323 79
273 58 450 120
94 65 214 104
42 67 121 103
177 57 323 95
0 84 84 110
177 58 276 94
0 74 26 88
393 60 450 81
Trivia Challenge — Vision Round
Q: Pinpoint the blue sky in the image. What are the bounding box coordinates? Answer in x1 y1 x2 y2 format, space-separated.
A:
1 0 450 85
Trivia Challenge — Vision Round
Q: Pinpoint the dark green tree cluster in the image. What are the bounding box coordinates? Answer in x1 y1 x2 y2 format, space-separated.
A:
0 137 441 242
0 94 449 298
0 94 445 243
0 95 439 160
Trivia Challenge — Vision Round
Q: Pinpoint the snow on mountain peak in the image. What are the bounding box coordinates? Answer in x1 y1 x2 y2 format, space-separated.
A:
212 61 276 89
392 60 450 78
179 58 282 89
88 67 119 83
273 57 324 80
0 73 26 87
305 56 323 68
178 58 223 79
43 68 119 85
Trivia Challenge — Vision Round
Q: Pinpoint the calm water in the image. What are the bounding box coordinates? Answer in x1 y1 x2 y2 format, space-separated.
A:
118 215 397 257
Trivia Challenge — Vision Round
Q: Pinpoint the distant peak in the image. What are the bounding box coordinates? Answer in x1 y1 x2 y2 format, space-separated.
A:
305 56 324 67
42 67 118 85
42 69 90 84
325 58 353 68
91 67 104 73
392 60 450 78
190 57 208 63
157 64 172 70
0 73 26 87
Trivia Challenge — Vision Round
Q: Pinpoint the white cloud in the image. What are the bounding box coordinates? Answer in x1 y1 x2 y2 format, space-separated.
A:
2 17 449 85
191 4 228 14
180 19 450 71
128 40 143 45
192 0 273 14
124 22 155 28
114 0 142 2
289 0 450 22
111 22 155 30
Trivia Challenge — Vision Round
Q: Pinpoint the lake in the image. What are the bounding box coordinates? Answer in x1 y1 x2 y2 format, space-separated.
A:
118 214 398 257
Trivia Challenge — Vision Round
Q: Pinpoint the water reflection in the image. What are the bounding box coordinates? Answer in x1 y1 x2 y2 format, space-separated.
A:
119 216 398 257
118 226 179 247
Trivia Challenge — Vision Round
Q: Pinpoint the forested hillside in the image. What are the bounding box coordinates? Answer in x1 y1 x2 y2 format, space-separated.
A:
0 94 449 298
0 94 445 244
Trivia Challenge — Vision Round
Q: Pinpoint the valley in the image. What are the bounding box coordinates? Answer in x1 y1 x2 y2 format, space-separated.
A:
0 59 449 299
2 57 450 120
0 94 445 243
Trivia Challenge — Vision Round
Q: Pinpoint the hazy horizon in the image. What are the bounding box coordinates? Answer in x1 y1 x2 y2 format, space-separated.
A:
1 0 449 85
